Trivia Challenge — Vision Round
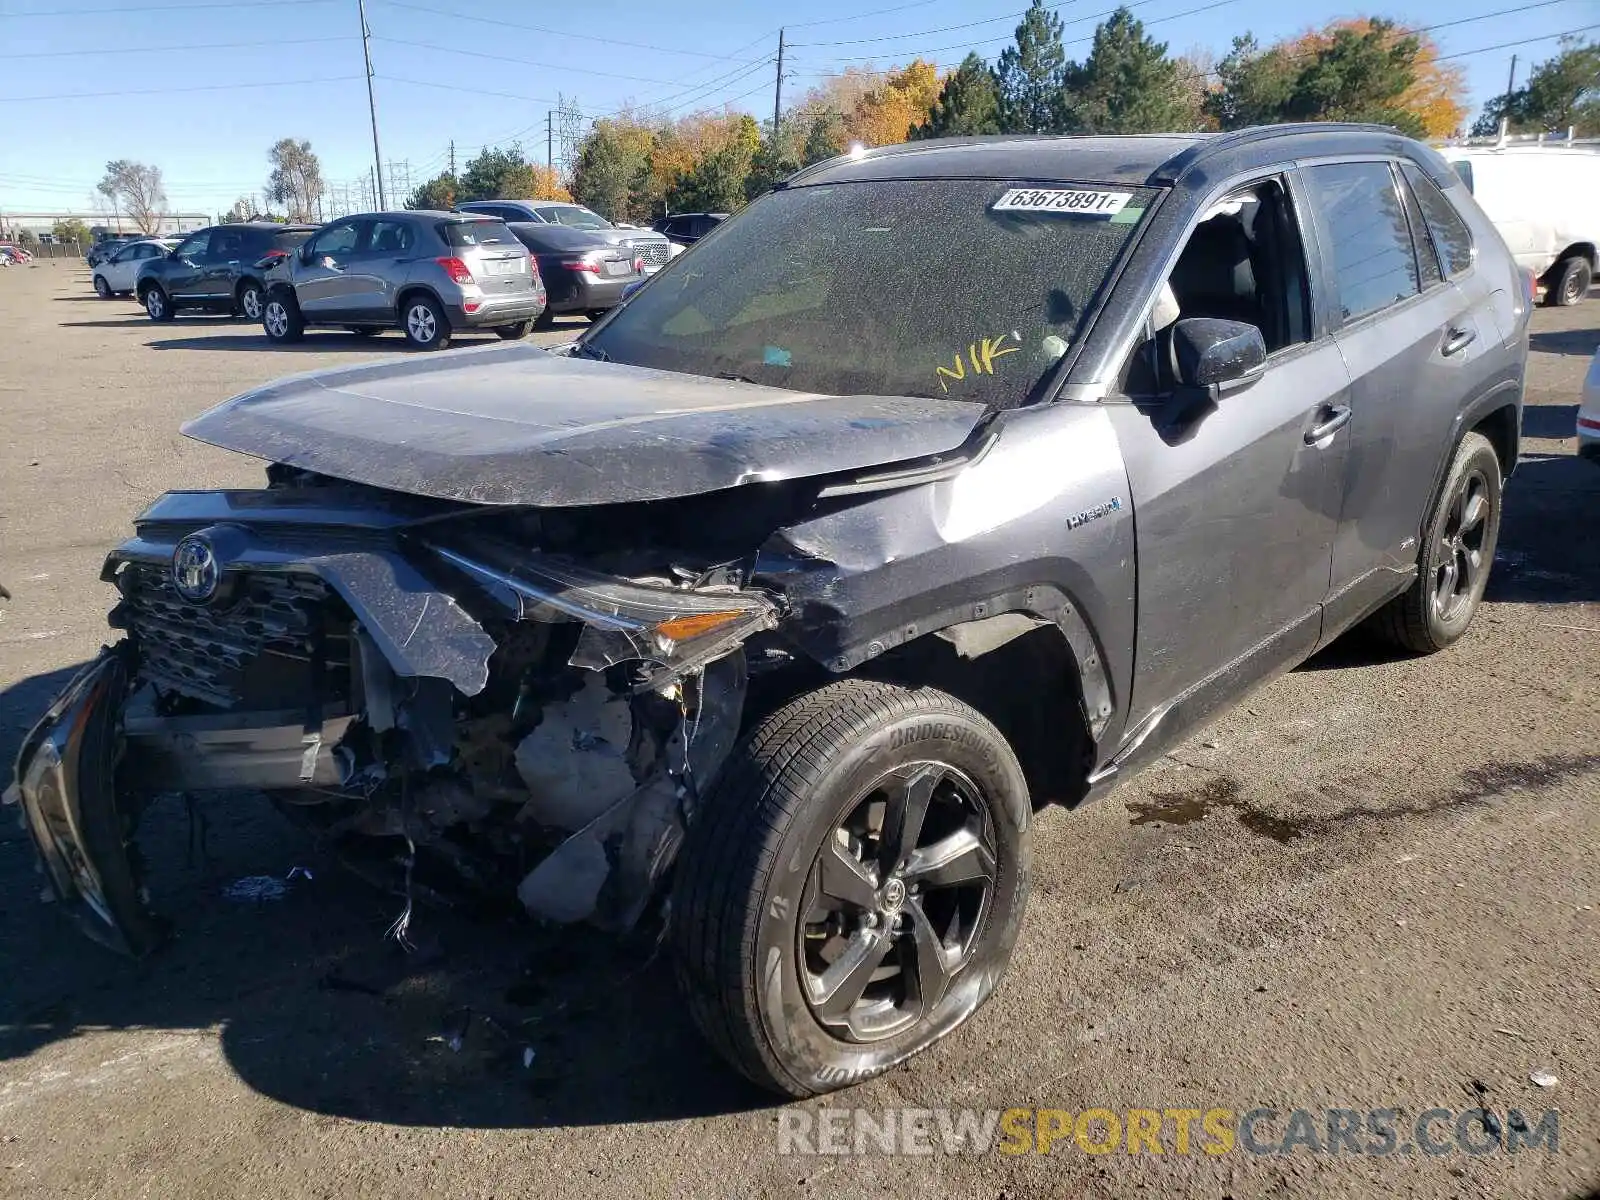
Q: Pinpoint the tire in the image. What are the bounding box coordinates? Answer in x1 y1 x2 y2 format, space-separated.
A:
143 285 173 322
586 309 609 322
261 292 305 344
236 280 264 322
670 679 1031 1097
494 320 533 340
1372 431 1502 654
402 294 451 350
93 274 111 298
1544 256 1592 307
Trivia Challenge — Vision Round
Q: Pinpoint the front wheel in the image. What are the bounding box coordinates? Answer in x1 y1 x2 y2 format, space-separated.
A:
143 286 173 322
1544 256 1592 307
262 293 304 343
93 275 111 298
402 295 451 350
1372 431 1502 653
671 679 1031 1097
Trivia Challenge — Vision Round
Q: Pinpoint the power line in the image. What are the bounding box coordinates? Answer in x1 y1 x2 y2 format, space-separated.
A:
0 76 362 104
373 0 770 62
5 0 333 15
372 36 690 86
794 1 1081 47
376 74 562 107
0 36 357 60
787 0 946 30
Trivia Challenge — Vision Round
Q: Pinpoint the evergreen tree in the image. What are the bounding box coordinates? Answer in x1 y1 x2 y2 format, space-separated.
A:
996 0 1070 133
1066 9 1193 133
909 54 1002 139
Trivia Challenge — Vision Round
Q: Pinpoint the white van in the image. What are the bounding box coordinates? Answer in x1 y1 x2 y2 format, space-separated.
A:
1441 146 1599 306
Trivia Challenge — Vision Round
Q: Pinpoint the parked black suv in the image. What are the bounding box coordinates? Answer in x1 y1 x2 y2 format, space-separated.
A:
653 211 725 246
136 222 317 322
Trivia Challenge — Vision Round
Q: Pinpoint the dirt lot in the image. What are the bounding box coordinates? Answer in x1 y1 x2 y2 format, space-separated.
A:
1 263 1597 1200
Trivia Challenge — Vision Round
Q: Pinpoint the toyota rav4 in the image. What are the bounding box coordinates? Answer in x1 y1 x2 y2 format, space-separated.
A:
8 125 1529 1098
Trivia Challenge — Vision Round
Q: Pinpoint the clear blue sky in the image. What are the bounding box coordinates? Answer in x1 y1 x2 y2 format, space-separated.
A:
0 0 1591 219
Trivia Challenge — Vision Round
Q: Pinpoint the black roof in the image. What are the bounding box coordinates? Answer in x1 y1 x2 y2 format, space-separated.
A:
788 124 1458 190
507 221 613 251
216 221 319 232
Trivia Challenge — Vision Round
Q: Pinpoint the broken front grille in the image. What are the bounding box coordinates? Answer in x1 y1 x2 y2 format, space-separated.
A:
114 562 349 710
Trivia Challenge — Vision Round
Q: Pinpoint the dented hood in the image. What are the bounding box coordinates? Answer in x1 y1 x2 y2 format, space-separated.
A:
181 342 988 506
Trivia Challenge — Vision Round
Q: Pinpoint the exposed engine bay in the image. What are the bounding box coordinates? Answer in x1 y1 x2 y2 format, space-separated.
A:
12 470 824 954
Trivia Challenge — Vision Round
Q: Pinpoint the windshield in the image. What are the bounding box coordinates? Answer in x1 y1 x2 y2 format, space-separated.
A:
538 205 612 230
584 179 1157 406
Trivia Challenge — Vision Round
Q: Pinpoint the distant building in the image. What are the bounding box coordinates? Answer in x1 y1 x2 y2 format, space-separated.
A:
0 209 211 239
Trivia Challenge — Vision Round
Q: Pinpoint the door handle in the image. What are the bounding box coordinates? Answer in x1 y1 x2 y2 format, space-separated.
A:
1304 404 1353 444
1441 326 1476 356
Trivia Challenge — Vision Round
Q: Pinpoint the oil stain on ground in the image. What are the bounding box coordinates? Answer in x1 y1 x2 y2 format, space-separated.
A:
1125 753 1600 844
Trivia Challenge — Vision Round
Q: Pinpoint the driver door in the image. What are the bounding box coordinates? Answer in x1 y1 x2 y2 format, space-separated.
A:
1106 173 1353 742
165 229 212 300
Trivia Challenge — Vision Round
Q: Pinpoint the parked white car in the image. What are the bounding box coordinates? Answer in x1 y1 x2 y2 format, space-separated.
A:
1580 348 1600 465
1441 147 1600 306
92 239 177 298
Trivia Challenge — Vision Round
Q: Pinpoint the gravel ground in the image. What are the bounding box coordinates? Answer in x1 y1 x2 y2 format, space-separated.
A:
1 262 1597 1200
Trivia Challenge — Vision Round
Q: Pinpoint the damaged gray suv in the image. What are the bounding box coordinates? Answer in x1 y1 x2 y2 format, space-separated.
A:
9 125 1529 1098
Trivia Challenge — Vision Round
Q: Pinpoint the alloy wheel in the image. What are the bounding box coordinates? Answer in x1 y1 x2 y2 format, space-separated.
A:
145 290 163 318
406 303 436 344
1433 467 1491 622
264 300 289 339
241 287 263 320
799 762 997 1043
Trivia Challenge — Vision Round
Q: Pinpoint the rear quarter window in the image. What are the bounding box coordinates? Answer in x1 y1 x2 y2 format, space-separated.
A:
273 230 315 251
1401 163 1474 279
442 220 517 248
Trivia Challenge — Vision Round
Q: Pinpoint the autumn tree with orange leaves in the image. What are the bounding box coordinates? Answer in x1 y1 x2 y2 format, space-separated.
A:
1284 18 1467 136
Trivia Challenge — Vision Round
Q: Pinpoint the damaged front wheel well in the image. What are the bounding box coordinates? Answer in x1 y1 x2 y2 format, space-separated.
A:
852 621 1093 809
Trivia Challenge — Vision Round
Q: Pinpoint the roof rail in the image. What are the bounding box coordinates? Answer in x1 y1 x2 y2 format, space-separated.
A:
1153 122 1401 183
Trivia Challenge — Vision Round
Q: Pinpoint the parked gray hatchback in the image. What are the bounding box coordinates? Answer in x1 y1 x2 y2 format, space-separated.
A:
10 125 1530 1099
261 211 546 350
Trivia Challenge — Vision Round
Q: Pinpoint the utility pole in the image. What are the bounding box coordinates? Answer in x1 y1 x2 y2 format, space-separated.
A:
448 140 456 177
1503 54 1517 110
358 0 386 209
773 28 786 138
547 110 554 171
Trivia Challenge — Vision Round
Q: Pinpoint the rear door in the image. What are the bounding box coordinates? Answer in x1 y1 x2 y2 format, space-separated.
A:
1304 160 1496 634
201 226 249 301
351 217 417 320
294 219 368 317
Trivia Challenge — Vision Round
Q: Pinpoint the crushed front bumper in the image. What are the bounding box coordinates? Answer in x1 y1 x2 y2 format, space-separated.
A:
5 644 166 956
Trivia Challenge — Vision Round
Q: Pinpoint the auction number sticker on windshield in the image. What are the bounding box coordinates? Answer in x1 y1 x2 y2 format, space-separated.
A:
992 188 1132 216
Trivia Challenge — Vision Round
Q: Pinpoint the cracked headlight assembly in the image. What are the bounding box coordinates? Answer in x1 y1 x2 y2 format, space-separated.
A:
427 542 779 683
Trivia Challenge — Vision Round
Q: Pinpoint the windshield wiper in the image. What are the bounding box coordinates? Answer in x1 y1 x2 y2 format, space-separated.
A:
716 371 759 385
571 341 610 362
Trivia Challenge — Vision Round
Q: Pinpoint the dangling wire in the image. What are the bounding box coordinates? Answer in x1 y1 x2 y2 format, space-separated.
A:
386 834 416 952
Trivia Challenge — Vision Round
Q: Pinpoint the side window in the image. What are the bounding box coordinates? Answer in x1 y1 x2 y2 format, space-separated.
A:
365 218 415 256
1304 162 1419 324
533 206 563 224
1451 160 1474 193
1395 170 1443 289
1124 177 1312 396
1401 163 1474 279
209 229 246 262
308 220 364 260
174 230 211 262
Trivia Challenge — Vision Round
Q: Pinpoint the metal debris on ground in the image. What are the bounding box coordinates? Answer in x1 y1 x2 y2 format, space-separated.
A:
1529 1069 1559 1088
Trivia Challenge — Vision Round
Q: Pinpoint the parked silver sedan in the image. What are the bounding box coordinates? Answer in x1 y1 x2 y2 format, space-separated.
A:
260 211 546 350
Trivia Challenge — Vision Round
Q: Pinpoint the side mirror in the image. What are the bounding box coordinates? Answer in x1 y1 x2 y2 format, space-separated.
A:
1172 317 1267 392
300 244 315 265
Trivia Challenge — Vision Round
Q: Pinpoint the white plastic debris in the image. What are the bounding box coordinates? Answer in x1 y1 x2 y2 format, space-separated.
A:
1529 1069 1559 1088
522 1046 536 1069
